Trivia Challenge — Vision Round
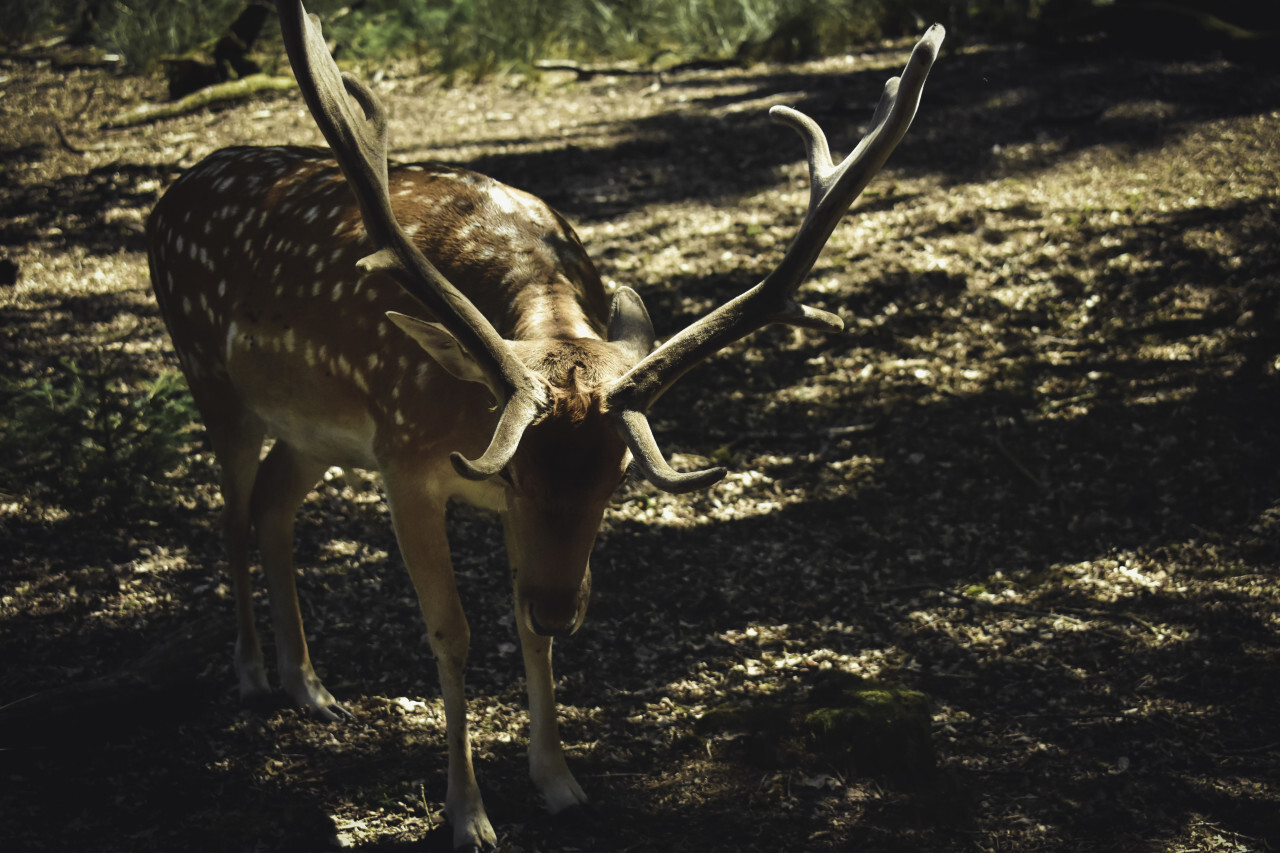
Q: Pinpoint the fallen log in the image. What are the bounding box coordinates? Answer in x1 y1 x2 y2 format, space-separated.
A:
103 73 296 129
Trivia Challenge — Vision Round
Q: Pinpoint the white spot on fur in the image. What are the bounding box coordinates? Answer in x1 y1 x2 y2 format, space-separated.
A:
222 322 240 361
487 184 519 215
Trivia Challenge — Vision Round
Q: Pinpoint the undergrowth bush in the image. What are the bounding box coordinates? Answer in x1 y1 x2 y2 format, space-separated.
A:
335 0 898 77
94 0 247 68
0 349 199 516
25 0 945 75
15 1 1278 73
0 0 60 44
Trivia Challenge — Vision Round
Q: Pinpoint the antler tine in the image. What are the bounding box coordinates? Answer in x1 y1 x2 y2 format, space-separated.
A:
766 23 944 289
277 0 546 479
607 25 943 493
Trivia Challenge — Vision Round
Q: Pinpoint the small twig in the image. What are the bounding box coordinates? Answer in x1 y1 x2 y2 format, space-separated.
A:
73 84 100 121
990 435 1044 489
883 583 1166 636
928 584 1089 625
727 422 878 447
420 784 435 830
1214 742 1279 756
54 122 86 155
534 59 655 80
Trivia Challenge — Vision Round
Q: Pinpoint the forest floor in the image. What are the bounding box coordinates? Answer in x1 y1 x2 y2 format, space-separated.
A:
1 29 1279 853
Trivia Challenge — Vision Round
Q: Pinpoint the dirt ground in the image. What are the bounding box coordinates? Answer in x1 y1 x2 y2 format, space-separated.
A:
2 29 1279 853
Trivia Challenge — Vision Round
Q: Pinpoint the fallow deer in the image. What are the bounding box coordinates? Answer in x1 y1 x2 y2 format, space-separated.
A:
147 2 943 848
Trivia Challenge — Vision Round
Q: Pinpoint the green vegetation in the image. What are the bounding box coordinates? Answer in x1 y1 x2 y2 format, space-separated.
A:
4 1 1277 75
292 0 897 77
93 0 248 67
0 347 199 515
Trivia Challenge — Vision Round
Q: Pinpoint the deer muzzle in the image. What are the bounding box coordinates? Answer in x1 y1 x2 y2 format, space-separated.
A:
520 568 592 637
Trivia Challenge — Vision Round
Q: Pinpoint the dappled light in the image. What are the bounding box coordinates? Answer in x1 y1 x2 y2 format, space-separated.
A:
2 19 1278 853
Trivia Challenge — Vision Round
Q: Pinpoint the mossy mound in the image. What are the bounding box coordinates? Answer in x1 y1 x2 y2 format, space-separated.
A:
695 672 936 789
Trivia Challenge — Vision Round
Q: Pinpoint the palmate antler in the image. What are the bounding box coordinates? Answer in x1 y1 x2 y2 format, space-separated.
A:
277 0 549 480
279 0 942 492
605 25 946 492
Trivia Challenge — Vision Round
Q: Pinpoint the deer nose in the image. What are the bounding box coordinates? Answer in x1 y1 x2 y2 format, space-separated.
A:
525 595 585 637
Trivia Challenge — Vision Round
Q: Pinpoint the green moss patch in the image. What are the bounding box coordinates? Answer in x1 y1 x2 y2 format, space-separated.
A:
695 673 936 789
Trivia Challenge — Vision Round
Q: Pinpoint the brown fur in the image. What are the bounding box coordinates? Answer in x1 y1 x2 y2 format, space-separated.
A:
527 338 633 423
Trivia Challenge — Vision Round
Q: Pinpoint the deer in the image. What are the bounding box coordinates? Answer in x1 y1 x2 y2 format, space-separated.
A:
146 1 942 849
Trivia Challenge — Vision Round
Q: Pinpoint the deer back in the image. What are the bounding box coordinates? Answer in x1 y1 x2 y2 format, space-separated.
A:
148 145 622 477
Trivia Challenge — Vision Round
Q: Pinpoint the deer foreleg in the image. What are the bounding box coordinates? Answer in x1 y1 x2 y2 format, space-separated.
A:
386 475 496 852
516 616 588 814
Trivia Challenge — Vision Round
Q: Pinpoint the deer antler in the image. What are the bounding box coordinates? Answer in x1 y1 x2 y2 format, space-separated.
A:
607 25 944 493
277 0 547 479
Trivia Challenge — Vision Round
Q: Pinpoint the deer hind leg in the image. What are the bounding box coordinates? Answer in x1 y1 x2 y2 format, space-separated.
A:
251 440 349 721
206 409 271 703
383 474 496 851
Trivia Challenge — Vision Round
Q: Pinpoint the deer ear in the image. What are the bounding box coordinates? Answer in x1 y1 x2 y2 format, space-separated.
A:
386 311 501 395
606 287 655 362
